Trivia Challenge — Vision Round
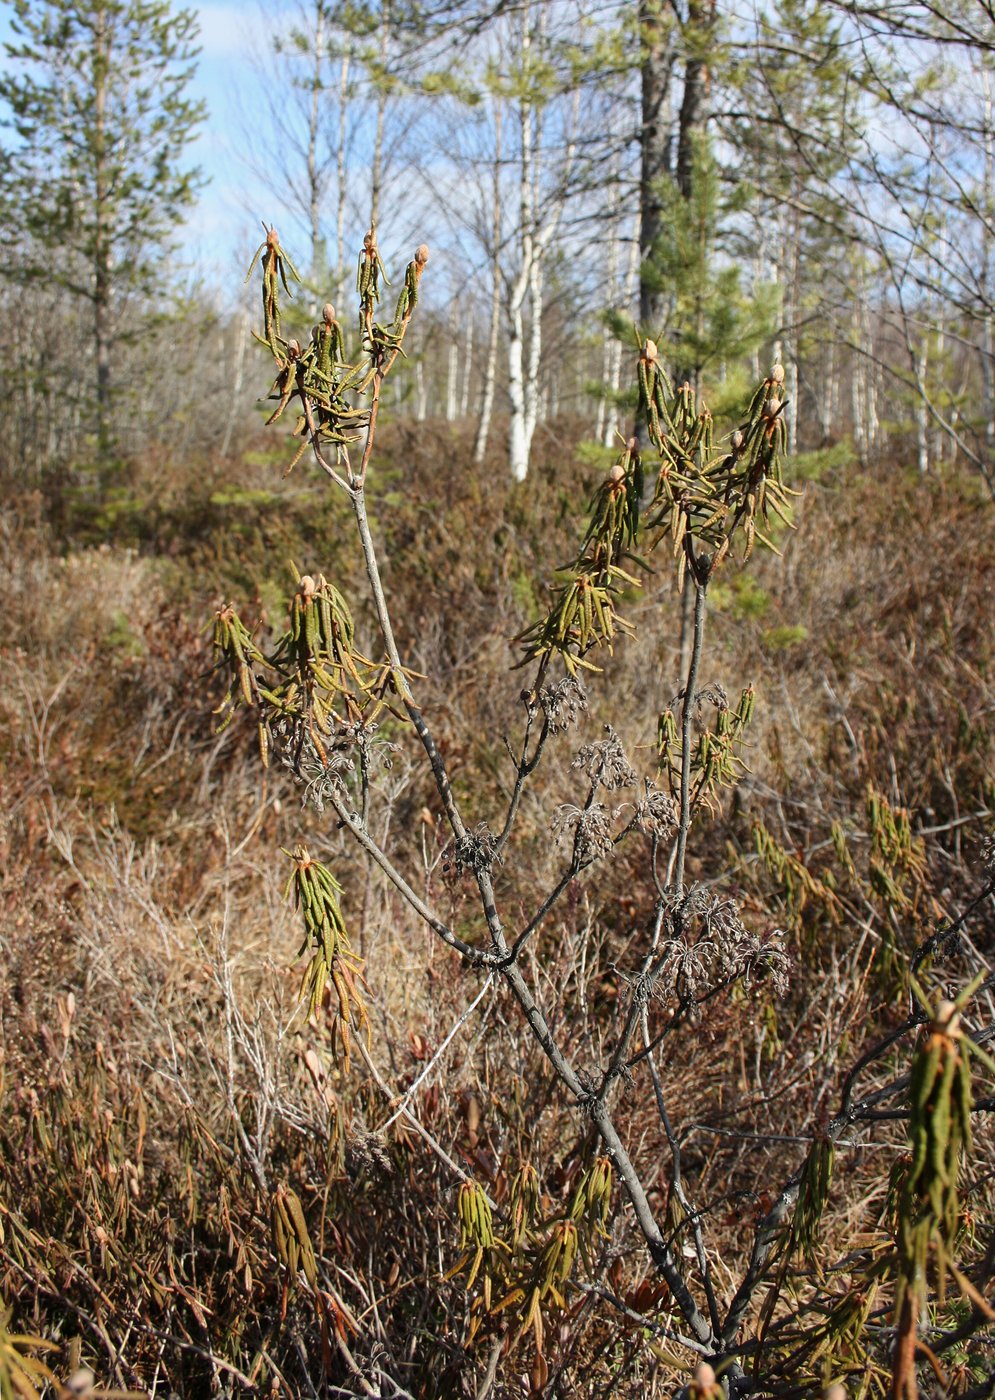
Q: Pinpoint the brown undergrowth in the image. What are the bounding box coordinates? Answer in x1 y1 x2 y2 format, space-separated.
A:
0 436 993 1398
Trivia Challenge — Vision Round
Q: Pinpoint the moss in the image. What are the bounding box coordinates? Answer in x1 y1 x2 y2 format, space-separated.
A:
105 609 147 657
763 623 809 649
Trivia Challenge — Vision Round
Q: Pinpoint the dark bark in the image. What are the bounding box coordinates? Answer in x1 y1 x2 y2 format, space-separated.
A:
94 4 112 454
675 0 716 201
638 0 674 336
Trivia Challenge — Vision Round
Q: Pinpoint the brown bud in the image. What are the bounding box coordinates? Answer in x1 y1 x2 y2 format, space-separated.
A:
298 574 316 598
694 1364 716 1389
608 462 626 486
322 302 336 325
642 338 658 364
266 226 279 249
824 1386 847 1400
731 430 744 450
287 338 301 358
771 363 785 384
764 396 782 417
934 1000 962 1037
626 435 638 453
66 1370 95 1398
414 243 429 267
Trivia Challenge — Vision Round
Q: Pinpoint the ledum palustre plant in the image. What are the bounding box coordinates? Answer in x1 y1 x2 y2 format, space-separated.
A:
210 226 995 1398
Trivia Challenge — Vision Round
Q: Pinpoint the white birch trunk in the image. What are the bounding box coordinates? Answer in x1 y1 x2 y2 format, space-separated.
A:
335 50 351 306
508 9 536 483
595 178 620 444
508 292 529 480
306 0 327 305
851 298 867 461
605 229 639 446
524 252 544 449
415 354 427 421
473 101 503 466
916 338 929 474
446 302 459 422
221 311 248 458
505 13 576 480
370 6 389 230
460 316 473 419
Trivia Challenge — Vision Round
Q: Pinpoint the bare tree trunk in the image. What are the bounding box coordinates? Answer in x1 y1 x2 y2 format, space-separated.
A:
604 216 639 447
981 68 994 461
932 306 947 463
507 9 536 483
867 342 879 451
446 302 459 422
675 0 715 203
93 4 113 455
335 49 350 306
781 203 800 456
370 4 389 229
852 298 867 461
415 354 427 421
749 206 763 382
306 0 328 297
916 338 929 474
473 101 503 466
508 288 529 481
221 311 248 458
524 246 543 450
506 10 575 481
459 314 473 419
638 0 673 337
596 173 620 444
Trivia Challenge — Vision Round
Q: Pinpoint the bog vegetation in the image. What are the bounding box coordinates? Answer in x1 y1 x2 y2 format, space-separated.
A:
1 216 993 1399
1 2 994 1399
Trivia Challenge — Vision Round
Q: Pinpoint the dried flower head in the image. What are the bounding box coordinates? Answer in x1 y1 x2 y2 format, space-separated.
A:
443 822 502 878
280 721 396 813
551 802 616 863
660 886 790 1000
635 781 678 836
538 676 588 733
573 725 637 791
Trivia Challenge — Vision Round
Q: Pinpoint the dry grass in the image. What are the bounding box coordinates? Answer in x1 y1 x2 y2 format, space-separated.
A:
0 442 993 1399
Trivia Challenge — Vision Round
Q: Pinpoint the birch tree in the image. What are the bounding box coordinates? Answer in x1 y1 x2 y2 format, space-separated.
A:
503 3 580 481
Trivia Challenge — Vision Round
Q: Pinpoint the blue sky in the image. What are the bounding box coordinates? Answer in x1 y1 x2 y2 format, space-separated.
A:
184 2 285 291
176 2 465 303
0 0 600 309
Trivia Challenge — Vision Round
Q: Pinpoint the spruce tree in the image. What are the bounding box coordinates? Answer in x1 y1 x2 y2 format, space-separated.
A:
0 0 206 453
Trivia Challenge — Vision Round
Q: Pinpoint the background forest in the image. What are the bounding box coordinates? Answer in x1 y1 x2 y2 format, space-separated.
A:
0 2 994 1400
